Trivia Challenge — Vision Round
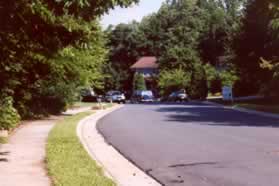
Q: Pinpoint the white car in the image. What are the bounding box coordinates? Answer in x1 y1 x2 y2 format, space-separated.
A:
105 91 126 103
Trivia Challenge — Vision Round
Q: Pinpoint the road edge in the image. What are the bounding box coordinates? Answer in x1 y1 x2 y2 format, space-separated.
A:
77 105 162 186
203 101 279 119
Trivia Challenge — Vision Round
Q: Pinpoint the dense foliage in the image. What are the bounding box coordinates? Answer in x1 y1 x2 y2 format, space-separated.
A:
0 97 20 130
0 0 138 118
1 0 278 124
159 68 191 97
133 73 147 91
106 0 244 99
233 0 279 97
106 0 278 100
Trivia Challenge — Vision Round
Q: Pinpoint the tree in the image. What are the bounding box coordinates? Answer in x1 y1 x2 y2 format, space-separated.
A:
106 0 245 99
105 22 141 94
133 73 147 91
158 68 191 97
233 0 278 96
0 0 138 118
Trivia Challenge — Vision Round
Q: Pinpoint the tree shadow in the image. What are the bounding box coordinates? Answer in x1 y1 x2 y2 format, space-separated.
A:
0 151 10 156
0 158 8 162
156 103 279 128
0 151 10 162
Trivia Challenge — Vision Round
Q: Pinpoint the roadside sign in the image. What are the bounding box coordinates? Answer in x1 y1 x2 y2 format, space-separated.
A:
222 86 233 101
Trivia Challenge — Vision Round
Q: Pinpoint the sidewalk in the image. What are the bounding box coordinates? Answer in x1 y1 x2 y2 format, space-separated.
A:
0 116 60 186
0 108 92 186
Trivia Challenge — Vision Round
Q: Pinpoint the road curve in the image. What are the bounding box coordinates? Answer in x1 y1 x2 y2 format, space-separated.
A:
97 102 279 186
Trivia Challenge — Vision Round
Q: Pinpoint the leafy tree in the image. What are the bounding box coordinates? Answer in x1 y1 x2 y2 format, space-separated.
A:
233 0 278 96
133 73 147 91
204 64 222 94
188 64 208 99
158 68 191 97
0 97 20 130
0 0 138 118
204 63 238 93
105 22 141 94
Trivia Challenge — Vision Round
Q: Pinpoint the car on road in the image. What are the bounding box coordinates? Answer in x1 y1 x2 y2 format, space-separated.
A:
131 90 155 103
168 90 189 102
140 95 154 103
105 91 126 103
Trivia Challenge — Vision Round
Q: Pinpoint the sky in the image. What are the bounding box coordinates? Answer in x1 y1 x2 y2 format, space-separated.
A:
101 0 165 29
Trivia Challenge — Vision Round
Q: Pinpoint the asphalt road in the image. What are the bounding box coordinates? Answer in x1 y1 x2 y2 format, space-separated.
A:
97 102 279 186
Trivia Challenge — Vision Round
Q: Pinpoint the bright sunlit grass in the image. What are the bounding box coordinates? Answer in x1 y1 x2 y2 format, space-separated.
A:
46 112 115 186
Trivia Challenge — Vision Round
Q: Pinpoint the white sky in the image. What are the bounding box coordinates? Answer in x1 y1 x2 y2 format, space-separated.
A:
101 0 165 29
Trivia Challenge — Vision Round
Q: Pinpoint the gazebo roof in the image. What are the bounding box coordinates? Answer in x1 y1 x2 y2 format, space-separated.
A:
130 57 158 69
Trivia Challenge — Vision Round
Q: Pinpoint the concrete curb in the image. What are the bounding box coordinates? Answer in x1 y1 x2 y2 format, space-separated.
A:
204 101 279 119
77 105 161 186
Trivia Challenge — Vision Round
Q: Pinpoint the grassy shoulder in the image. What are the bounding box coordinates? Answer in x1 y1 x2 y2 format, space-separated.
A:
72 102 115 110
72 102 98 108
209 98 279 114
235 104 279 114
46 112 116 186
0 137 7 144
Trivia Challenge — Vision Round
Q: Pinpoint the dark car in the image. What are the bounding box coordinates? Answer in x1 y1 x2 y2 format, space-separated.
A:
81 89 98 102
168 90 189 102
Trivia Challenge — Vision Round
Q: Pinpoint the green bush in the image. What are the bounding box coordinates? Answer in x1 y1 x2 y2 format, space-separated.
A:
159 68 191 97
188 66 208 100
133 73 147 91
0 97 20 130
209 77 222 94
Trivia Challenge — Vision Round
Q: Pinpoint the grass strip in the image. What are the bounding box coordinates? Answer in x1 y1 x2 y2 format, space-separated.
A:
46 112 116 186
72 102 98 108
209 98 279 114
236 104 279 114
0 137 7 144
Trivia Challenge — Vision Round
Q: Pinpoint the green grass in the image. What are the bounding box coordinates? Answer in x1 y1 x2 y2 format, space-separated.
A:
72 102 115 110
209 98 279 114
235 104 279 114
0 137 7 144
46 112 116 186
72 102 97 108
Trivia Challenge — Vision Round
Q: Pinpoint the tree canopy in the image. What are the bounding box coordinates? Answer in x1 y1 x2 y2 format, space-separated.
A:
0 0 138 118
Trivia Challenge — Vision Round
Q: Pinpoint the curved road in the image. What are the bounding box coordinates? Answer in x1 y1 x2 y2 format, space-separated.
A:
97 102 279 186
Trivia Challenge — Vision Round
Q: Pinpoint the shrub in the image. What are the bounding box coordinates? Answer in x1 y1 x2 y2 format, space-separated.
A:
133 73 147 91
158 68 191 97
0 97 20 130
188 65 208 100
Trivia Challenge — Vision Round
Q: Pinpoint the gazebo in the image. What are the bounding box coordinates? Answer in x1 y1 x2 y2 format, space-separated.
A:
130 56 158 77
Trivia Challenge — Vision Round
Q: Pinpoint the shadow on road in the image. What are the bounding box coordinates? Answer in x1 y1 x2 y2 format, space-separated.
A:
155 102 279 128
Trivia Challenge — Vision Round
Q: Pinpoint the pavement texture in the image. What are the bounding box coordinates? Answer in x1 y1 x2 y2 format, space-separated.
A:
0 116 61 186
0 107 92 186
97 102 279 186
77 106 161 186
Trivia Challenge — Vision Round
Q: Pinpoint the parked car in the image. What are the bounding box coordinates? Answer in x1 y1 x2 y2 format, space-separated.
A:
168 90 189 102
140 95 154 103
105 91 126 103
81 88 98 102
131 90 154 103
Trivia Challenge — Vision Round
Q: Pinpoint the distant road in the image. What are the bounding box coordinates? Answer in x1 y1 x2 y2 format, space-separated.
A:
98 102 279 186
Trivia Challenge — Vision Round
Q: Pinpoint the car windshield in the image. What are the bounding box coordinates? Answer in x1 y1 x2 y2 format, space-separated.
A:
112 92 121 96
177 90 185 94
107 91 121 96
